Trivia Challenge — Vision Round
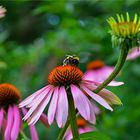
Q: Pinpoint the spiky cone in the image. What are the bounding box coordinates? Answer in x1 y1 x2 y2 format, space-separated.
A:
107 12 140 50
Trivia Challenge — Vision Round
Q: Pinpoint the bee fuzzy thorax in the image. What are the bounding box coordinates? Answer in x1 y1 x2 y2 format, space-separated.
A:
63 55 79 66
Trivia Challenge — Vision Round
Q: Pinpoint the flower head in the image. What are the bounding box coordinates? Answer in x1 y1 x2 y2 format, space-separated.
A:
19 55 122 128
0 6 6 18
83 60 124 86
64 117 96 140
0 83 39 140
107 12 140 49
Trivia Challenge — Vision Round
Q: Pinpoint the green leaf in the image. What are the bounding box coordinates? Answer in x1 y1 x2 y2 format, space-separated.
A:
72 131 111 140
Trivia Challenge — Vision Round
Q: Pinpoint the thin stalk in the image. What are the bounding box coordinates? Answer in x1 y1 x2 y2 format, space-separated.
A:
94 47 129 93
67 92 80 140
20 130 30 140
57 119 70 140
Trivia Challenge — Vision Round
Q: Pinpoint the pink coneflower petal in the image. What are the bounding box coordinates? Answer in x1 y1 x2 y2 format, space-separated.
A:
23 86 52 121
21 107 39 140
108 81 124 86
56 86 68 128
81 84 113 111
40 113 49 127
19 85 51 108
90 102 100 115
28 88 54 125
11 105 21 140
78 127 93 134
27 86 52 109
48 87 59 125
87 101 96 124
4 105 14 140
98 88 122 105
0 107 4 130
29 125 39 140
70 84 90 120
127 47 140 60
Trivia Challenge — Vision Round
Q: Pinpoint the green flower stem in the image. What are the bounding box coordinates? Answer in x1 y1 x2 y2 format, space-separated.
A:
57 47 129 140
20 130 30 140
67 92 80 140
94 47 129 93
57 119 70 140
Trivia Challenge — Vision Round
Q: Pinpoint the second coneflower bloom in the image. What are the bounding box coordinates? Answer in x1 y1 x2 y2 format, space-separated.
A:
19 55 122 128
107 12 140 49
83 60 124 86
0 83 39 140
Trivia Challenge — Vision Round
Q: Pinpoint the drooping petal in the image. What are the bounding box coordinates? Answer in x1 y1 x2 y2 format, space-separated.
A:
28 88 54 125
29 125 39 140
98 88 122 105
70 84 91 121
127 47 140 60
21 107 39 140
90 101 100 115
87 100 96 124
108 81 124 86
81 84 113 111
23 86 52 121
40 113 49 127
26 86 52 108
0 107 4 130
48 87 59 125
4 105 14 140
19 85 51 108
11 105 21 140
56 86 68 128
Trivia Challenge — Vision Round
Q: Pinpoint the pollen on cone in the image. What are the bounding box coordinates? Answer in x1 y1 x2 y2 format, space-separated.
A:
48 65 83 86
0 83 21 106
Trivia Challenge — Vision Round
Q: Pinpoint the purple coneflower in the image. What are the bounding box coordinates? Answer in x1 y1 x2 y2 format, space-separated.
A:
64 117 96 140
83 60 124 86
19 55 122 128
0 83 39 140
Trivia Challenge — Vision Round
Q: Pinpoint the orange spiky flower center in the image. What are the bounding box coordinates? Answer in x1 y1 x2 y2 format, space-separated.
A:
87 60 104 70
0 83 21 107
77 118 87 127
48 65 83 86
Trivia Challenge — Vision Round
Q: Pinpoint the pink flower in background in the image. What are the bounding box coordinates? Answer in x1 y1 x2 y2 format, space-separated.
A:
83 60 124 86
19 56 122 128
0 6 6 18
0 83 39 140
127 47 140 60
64 117 96 140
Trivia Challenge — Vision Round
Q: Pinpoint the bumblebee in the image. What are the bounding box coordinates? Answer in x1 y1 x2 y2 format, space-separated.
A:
63 55 79 66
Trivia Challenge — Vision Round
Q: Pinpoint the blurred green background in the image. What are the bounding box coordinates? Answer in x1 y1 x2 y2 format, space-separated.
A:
0 0 140 140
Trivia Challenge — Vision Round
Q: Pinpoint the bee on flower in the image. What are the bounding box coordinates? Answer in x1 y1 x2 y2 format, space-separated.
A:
107 12 140 49
19 55 122 128
0 83 47 140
